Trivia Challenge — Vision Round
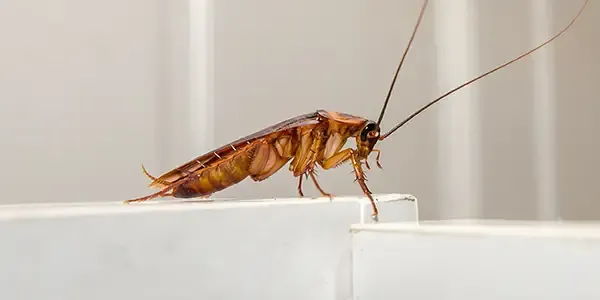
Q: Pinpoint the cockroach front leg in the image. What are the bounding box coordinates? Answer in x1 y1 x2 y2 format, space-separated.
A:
320 148 379 222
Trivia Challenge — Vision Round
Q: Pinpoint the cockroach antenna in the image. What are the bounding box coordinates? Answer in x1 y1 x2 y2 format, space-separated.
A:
379 0 589 141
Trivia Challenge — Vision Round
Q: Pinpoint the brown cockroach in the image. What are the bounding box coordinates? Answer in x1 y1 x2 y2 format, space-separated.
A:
125 0 588 222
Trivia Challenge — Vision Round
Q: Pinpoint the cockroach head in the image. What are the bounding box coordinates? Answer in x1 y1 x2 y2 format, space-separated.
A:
356 120 380 158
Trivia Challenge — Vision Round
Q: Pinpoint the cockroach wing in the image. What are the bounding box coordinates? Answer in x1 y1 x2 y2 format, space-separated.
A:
147 111 323 188
317 110 368 126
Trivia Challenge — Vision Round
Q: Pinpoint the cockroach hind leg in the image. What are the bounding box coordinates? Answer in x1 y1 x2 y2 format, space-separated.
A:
123 185 177 204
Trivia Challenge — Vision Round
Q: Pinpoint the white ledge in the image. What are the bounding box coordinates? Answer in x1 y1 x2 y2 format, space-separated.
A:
351 219 600 300
351 219 600 239
0 193 415 221
0 193 418 300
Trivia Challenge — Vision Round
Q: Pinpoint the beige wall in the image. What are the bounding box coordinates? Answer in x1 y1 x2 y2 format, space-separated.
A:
0 0 166 204
0 0 598 221
554 0 600 220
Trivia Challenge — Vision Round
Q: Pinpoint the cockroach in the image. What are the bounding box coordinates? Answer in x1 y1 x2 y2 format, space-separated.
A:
124 0 589 222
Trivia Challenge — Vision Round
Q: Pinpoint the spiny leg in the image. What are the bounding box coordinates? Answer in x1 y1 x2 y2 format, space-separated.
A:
320 148 380 222
124 189 174 203
349 151 379 222
320 148 352 170
308 169 334 199
297 175 304 197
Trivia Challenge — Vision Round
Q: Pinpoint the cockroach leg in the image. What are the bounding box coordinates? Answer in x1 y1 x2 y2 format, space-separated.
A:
308 170 334 200
297 175 305 197
349 150 379 222
370 149 383 169
320 148 353 170
322 148 379 221
124 189 174 203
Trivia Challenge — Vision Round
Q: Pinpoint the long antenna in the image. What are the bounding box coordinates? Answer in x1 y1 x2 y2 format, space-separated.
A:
379 0 589 141
376 0 429 126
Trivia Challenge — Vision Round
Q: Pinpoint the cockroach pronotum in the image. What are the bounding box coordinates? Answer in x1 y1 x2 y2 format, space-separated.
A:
124 0 589 222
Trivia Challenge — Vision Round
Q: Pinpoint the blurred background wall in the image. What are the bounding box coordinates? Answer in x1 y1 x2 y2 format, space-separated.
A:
0 0 597 221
